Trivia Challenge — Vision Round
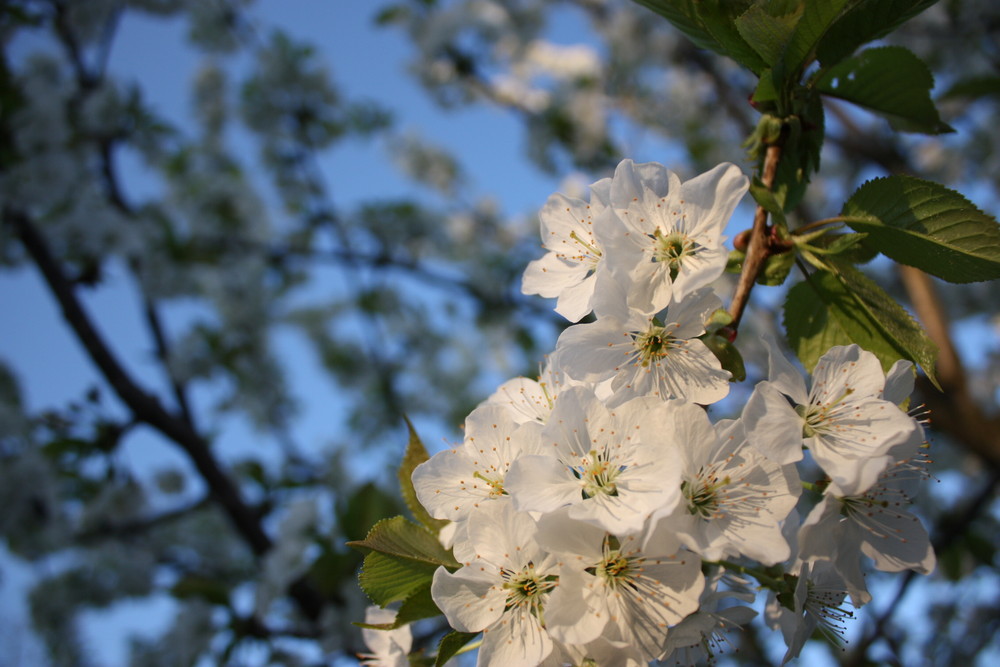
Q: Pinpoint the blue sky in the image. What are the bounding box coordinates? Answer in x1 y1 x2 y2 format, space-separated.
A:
0 3 576 664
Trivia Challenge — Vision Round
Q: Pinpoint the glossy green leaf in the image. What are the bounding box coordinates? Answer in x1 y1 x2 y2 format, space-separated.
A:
784 267 938 385
815 46 953 134
815 0 940 68
347 515 459 569
784 278 852 372
780 0 852 78
735 1 803 66
399 417 450 535
841 175 1000 282
630 0 767 73
436 631 479 667
355 585 441 629
358 550 436 606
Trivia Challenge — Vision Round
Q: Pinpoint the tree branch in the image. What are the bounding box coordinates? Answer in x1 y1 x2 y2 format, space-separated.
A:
729 141 782 329
901 266 1000 471
5 208 326 618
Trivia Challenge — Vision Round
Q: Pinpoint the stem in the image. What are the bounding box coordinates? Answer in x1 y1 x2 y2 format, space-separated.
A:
793 216 855 234
729 142 783 329
705 559 786 591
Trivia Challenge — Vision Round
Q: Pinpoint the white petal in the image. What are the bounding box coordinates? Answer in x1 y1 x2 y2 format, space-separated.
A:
431 566 505 633
743 383 806 464
506 455 581 515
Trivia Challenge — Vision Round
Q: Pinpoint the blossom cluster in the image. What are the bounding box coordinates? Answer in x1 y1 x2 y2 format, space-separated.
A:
366 160 935 666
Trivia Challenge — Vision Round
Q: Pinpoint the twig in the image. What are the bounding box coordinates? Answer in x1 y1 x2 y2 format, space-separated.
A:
728 142 783 329
901 266 1000 471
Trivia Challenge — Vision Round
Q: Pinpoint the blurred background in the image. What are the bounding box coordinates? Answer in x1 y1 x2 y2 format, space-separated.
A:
1 0 998 665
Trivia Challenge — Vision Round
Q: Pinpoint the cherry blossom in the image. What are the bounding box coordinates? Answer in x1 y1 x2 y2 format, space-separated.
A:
537 511 704 662
647 415 800 565
505 387 683 534
743 342 923 493
521 176 612 322
431 503 564 667
359 607 411 667
412 404 543 523
553 288 730 406
595 159 748 314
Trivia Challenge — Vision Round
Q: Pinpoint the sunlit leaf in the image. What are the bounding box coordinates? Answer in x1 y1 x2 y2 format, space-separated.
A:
436 631 479 667
841 175 1000 282
784 267 938 386
399 417 450 535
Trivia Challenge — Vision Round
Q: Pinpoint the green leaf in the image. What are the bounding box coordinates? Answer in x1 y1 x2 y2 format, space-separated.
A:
358 550 437 606
784 267 939 385
339 482 402 542
350 515 460 605
630 0 768 74
735 1 804 67
841 175 1000 282
815 46 953 134
784 279 852 372
355 585 441 629
435 631 479 667
770 95 824 212
399 417 449 535
348 515 460 569
815 0 940 68
779 0 853 78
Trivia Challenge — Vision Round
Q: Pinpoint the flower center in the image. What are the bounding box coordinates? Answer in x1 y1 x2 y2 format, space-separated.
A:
650 229 696 280
804 580 853 643
796 387 855 438
586 535 642 590
472 470 506 498
631 320 677 367
500 562 558 615
576 449 623 499
682 469 731 519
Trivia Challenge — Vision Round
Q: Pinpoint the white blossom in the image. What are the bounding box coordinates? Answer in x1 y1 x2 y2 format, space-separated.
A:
412 404 543 523
767 561 856 665
595 160 748 314
359 607 410 667
522 176 612 322
798 438 935 606
647 416 800 565
537 510 704 662
660 571 758 666
554 289 730 406
744 342 923 494
505 387 683 534
431 503 564 667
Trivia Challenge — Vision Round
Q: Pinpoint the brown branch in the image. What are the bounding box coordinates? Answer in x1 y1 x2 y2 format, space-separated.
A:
900 266 1000 471
5 208 326 618
728 142 783 329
